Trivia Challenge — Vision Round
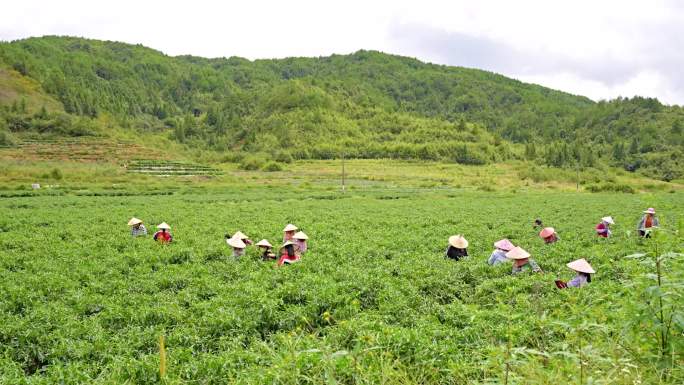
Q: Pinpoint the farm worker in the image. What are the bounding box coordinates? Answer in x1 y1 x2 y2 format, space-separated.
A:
128 217 147 237
595 216 614 238
636 208 660 237
555 258 595 289
277 240 301 266
533 218 543 231
488 239 514 265
283 224 298 242
445 235 468 260
226 236 246 258
153 222 173 244
232 231 253 246
539 227 559 244
256 239 276 260
293 231 308 254
506 246 542 274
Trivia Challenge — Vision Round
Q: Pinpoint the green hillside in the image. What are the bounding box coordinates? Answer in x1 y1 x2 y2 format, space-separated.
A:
0 36 683 180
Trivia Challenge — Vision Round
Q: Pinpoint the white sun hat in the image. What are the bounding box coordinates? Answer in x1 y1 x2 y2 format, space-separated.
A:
643 208 656 214
128 217 143 226
256 239 273 248
448 235 469 249
293 231 308 240
226 237 246 249
601 216 615 225
283 224 298 232
157 222 171 230
505 246 531 260
566 258 595 274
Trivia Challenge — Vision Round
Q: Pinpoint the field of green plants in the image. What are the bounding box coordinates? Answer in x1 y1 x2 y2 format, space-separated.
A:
0 187 682 384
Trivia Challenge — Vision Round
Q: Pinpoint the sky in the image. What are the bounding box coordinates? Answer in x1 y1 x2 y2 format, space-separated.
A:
1 0 683 105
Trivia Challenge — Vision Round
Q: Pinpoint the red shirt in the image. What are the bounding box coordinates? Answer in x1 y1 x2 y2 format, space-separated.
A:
644 216 653 228
596 222 608 237
154 231 172 243
277 253 300 266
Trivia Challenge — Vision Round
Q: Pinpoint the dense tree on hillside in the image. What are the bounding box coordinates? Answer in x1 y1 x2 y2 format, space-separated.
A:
0 36 682 180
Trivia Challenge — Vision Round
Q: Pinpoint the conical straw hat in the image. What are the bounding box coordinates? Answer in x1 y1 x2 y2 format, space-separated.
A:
232 231 249 240
128 217 142 226
281 240 295 247
256 239 272 248
601 216 614 224
293 231 308 240
448 235 469 249
283 224 298 232
539 227 555 238
505 246 530 260
566 258 595 274
643 208 656 214
157 222 171 230
227 237 246 248
494 239 515 251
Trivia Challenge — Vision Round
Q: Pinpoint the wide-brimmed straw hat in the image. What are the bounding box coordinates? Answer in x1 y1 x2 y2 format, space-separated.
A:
643 208 656 214
567 258 595 274
227 237 246 249
232 231 249 240
293 231 308 240
601 216 615 225
283 224 298 232
128 217 142 226
505 246 530 260
494 239 515 251
539 227 555 238
157 222 171 230
256 239 272 248
448 235 469 249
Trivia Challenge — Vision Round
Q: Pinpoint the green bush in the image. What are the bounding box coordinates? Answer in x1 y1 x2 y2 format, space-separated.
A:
50 168 63 180
261 161 284 172
585 183 635 193
238 156 265 171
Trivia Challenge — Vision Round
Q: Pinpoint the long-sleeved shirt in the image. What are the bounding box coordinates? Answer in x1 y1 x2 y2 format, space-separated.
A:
153 231 172 243
131 225 147 237
567 273 589 288
488 249 509 265
595 222 611 238
445 246 468 261
637 215 660 231
512 259 541 274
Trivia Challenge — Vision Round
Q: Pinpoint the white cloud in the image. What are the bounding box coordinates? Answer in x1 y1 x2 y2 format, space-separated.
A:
1 0 683 104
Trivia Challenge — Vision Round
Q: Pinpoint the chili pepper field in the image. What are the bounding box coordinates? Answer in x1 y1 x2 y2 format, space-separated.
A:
0 187 682 384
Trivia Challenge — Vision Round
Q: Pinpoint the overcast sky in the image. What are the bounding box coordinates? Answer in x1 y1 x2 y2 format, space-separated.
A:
2 0 683 105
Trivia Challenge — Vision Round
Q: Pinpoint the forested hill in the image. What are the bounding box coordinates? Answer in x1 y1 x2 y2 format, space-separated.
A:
0 36 683 180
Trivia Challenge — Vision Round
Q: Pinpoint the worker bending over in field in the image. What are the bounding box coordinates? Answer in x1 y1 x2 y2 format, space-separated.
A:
256 239 276 260
539 227 559 244
533 218 543 231
277 240 301 266
595 216 614 238
445 235 468 261
506 247 542 274
283 224 298 242
128 217 147 237
636 208 659 237
555 258 594 288
153 222 173 243
226 236 246 258
293 231 308 254
488 239 514 265
232 231 253 246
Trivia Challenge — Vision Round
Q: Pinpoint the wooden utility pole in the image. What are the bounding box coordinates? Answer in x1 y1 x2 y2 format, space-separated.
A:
341 153 346 192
